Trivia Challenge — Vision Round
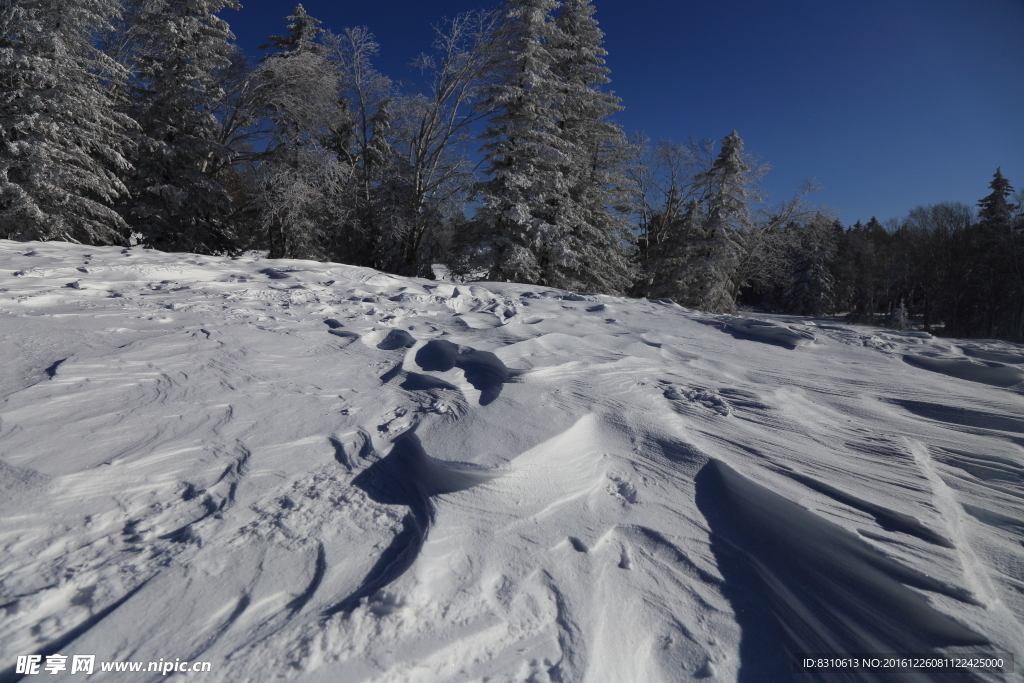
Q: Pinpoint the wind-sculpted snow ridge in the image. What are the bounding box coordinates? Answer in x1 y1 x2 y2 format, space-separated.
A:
723 318 817 348
904 354 1024 388
697 460 989 682
323 434 507 619
0 240 1022 683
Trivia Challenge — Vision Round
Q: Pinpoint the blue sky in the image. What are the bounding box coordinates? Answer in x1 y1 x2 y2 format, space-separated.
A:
226 0 1024 226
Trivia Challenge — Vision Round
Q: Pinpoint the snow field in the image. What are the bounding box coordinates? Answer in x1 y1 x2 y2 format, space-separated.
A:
0 240 1022 682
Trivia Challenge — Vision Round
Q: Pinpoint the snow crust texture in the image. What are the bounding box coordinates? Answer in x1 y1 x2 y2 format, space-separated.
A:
1 240 1023 682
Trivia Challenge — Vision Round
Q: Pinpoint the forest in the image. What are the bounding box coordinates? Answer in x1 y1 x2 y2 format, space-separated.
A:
3 0 1023 339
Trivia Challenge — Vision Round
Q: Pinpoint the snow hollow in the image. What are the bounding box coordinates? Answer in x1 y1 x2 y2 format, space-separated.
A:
1 240 1022 682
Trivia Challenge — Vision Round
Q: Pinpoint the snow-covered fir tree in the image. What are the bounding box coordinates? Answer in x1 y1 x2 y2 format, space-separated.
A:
121 0 241 253
672 131 754 312
977 167 1016 228
543 0 634 293
261 4 323 55
250 5 351 260
0 0 135 244
639 198 706 302
889 298 909 331
971 168 1020 337
785 215 838 316
469 0 568 286
468 0 634 293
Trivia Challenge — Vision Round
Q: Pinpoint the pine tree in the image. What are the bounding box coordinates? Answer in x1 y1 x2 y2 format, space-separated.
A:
122 0 241 253
356 97 410 269
641 198 705 301
544 0 634 293
0 0 135 244
845 217 888 323
630 131 752 310
978 167 1016 228
469 0 633 293
255 6 335 151
319 27 405 270
785 215 838 316
629 137 713 297
387 10 499 277
471 0 567 285
260 4 323 56
889 298 908 331
682 131 753 312
251 5 349 259
972 168 1020 337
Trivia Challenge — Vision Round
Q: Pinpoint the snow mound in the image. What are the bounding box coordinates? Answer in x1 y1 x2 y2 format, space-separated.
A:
726 318 817 348
904 354 1024 388
959 342 1024 365
379 433 507 496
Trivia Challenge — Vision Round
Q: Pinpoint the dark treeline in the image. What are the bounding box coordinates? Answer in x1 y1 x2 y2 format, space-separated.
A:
830 171 1024 340
741 169 1024 341
2 0 1022 339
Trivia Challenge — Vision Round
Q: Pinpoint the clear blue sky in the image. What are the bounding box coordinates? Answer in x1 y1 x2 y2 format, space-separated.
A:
226 0 1024 226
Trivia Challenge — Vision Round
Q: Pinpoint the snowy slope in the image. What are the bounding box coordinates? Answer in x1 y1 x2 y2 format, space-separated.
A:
1 240 1022 683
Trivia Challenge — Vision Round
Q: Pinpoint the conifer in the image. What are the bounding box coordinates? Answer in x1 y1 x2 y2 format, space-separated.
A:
0 0 135 244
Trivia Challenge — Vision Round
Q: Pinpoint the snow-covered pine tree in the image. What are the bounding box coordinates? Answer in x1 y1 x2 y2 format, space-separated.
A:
122 0 241 253
680 130 754 312
251 5 351 259
785 214 838 316
978 167 1016 228
545 0 634 294
355 97 410 270
470 0 634 293
255 1 332 144
640 198 706 302
845 217 889 324
973 167 1020 337
889 298 909 331
629 137 714 297
261 4 323 55
0 0 135 244
470 0 571 285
